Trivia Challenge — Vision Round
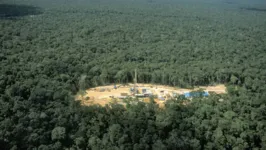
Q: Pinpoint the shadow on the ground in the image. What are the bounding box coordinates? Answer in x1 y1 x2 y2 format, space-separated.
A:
240 7 266 12
0 4 43 19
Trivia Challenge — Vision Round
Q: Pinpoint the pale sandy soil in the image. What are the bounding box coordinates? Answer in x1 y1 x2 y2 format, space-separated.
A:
76 83 226 107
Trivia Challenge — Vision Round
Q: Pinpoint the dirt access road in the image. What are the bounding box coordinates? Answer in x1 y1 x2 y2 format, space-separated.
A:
76 83 226 107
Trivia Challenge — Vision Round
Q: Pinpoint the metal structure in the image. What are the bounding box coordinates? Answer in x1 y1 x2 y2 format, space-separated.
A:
134 69 137 95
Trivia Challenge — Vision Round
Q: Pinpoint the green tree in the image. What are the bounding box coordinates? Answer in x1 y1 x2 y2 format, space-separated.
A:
51 127 66 141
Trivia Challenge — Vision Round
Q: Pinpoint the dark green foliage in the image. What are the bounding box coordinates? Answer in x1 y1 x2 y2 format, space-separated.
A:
0 0 265 149
0 4 43 19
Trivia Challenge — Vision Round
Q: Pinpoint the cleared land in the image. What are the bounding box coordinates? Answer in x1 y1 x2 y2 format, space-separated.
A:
76 84 226 107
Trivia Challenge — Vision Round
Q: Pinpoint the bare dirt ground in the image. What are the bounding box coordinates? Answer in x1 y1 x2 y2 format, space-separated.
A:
76 83 226 107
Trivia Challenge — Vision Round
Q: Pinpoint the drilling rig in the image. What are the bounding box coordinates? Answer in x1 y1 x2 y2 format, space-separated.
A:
134 69 137 95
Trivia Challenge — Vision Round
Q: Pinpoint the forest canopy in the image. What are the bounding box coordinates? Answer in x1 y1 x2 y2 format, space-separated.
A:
0 0 266 149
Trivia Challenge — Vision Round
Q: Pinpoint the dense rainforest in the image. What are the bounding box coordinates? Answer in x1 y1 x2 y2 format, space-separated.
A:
0 0 266 149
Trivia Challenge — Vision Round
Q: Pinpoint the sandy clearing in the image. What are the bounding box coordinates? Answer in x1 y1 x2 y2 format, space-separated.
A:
76 83 226 107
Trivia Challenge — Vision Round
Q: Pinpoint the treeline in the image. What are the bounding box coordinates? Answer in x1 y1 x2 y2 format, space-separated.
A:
0 0 266 149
